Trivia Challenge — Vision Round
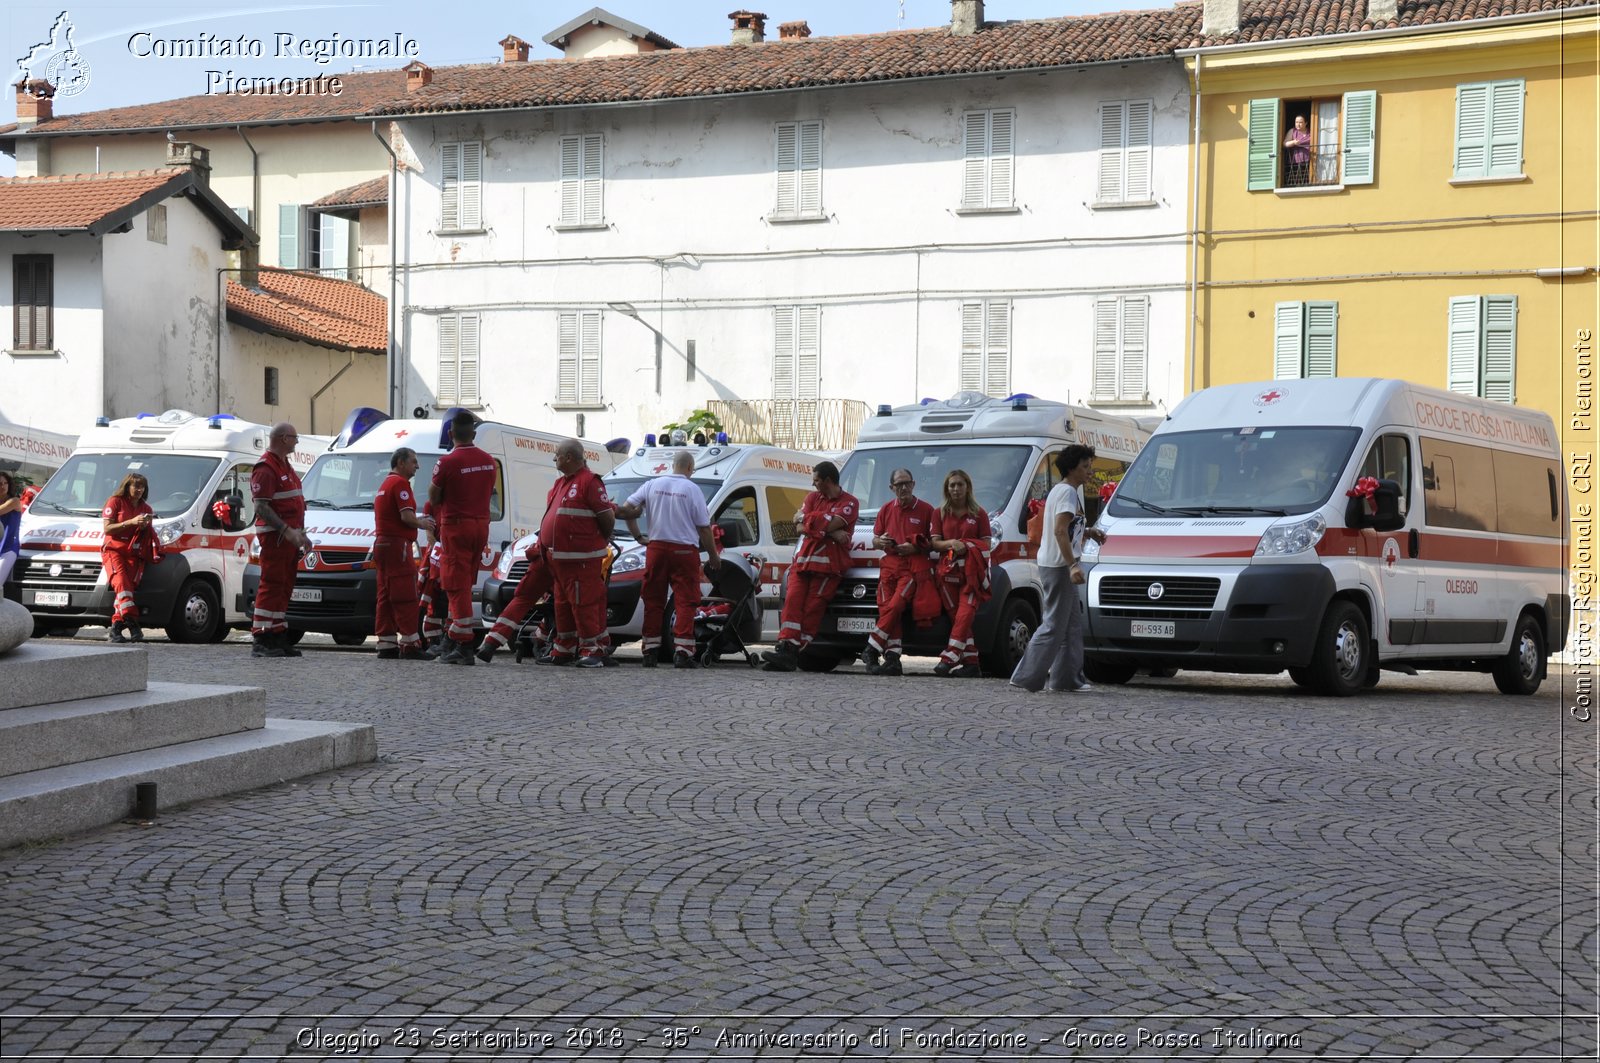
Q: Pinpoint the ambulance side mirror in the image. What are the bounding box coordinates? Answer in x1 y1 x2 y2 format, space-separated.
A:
1347 478 1404 533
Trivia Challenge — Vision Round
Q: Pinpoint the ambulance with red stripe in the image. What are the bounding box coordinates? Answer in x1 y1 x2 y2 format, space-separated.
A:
807 392 1153 674
12 410 327 641
1082 378 1568 696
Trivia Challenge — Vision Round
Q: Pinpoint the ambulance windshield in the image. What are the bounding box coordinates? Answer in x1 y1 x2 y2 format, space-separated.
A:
302 452 445 510
1107 426 1361 516
32 453 222 518
840 445 1030 523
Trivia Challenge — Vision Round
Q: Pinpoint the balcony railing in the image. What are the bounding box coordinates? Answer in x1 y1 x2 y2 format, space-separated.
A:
1282 140 1341 188
706 398 871 451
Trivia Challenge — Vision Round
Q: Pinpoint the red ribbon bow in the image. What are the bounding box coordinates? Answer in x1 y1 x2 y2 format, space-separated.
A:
1026 499 1046 518
211 499 232 523
1345 476 1379 500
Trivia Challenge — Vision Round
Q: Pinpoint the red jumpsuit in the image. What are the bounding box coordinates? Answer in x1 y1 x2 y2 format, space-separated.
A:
479 545 556 655
250 451 306 637
431 445 497 645
417 504 445 643
101 495 155 626
545 467 615 661
775 489 859 652
867 497 938 657
935 509 993 667
372 471 423 654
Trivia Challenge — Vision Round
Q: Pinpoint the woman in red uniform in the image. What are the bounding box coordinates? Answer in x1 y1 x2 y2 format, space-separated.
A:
101 473 158 642
930 469 992 677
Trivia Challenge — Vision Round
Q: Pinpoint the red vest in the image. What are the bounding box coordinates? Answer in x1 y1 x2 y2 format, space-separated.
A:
251 451 305 529
544 467 612 560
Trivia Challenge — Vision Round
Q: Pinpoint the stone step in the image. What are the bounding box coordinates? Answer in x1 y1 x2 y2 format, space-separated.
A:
0 682 266 779
0 718 377 851
0 641 149 711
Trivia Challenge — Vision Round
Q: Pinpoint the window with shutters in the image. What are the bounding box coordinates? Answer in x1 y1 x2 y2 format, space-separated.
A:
1446 295 1517 402
12 254 53 352
277 204 301 267
1091 295 1149 401
440 141 483 232
1453 80 1524 181
958 300 1011 396
1272 301 1338 379
1095 100 1153 206
772 120 823 220
556 309 603 406
436 312 482 407
558 134 605 228
1247 93 1376 192
958 109 1016 211
772 305 822 449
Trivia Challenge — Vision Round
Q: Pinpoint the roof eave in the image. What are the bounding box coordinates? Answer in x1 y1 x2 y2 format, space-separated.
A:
226 307 385 354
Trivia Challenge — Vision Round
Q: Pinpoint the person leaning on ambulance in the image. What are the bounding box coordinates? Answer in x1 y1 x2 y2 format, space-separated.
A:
250 422 310 659
372 447 437 661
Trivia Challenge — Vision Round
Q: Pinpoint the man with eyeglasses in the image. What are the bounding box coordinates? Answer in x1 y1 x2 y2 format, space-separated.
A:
762 461 857 672
859 468 938 676
249 422 310 658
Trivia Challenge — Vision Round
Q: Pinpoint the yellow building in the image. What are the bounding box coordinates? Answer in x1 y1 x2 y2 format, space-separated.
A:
1184 5 1597 440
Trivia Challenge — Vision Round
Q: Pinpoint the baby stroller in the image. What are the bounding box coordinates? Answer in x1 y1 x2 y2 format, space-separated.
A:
692 553 762 668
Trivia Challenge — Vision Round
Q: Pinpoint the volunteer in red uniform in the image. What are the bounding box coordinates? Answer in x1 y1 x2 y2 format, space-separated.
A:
614 449 721 669
417 502 447 650
100 472 158 643
761 461 858 672
859 468 938 676
250 422 310 658
930 469 992 678
428 412 498 665
473 537 556 665
538 438 616 668
373 447 436 660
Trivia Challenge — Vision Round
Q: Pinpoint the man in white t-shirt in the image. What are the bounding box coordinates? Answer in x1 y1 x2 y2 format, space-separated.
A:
1009 444 1106 693
615 450 722 668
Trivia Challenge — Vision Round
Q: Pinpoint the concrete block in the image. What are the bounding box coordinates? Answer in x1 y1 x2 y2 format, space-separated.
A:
0 642 148 711
0 598 30 654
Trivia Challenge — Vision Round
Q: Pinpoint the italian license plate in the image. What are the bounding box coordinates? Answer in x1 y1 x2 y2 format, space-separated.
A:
836 616 875 634
1130 620 1175 638
33 590 69 607
290 588 323 603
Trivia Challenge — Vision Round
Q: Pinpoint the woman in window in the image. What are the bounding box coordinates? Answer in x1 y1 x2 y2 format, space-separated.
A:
1283 115 1312 186
101 473 158 642
930 469 992 678
0 472 21 589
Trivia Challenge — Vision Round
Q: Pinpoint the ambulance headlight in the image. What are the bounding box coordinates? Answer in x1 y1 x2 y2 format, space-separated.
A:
156 518 185 546
1256 513 1326 556
612 546 647 575
493 550 515 579
248 538 261 562
1082 535 1100 559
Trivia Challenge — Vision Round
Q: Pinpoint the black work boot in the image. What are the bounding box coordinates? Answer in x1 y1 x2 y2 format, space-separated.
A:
761 642 799 672
859 646 882 675
879 652 904 677
252 635 286 659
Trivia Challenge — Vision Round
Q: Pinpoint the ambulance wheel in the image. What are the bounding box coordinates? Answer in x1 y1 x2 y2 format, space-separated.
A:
207 621 231 643
332 632 367 647
981 597 1039 677
1307 600 1368 697
1084 660 1137 686
165 578 221 643
797 651 842 673
1492 613 1545 696
1287 666 1313 687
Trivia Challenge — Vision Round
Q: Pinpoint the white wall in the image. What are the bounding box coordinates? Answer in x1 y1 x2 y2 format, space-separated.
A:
0 235 105 435
222 328 387 434
393 60 1192 442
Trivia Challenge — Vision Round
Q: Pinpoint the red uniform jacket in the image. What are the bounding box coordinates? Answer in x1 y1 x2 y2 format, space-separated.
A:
792 490 859 576
250 451 305 531
541 467 614 560
102 496 160 561
936 508 993 605
374 473 419 542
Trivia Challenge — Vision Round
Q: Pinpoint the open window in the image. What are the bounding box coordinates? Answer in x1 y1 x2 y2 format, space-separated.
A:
1248 92 1375 191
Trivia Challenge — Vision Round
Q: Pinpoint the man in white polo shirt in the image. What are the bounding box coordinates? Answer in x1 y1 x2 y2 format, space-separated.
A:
614 450 722 668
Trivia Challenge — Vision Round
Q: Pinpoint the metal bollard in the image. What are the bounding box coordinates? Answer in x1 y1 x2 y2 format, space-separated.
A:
132 781 158 821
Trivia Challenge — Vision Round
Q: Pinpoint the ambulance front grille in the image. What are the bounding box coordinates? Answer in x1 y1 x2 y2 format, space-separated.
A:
17 558 103 586
507 560 530 582
1098 576 1220 609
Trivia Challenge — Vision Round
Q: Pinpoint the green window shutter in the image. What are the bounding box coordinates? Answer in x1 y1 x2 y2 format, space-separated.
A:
1454 83 1489 178
1481 295 1517 402
277 204 299 267
1247 98 1280 191
1486 80 1524 177
1446 296 1482 395
1273 302 1305 378
1304 301 1338 377
1341 91 1376 186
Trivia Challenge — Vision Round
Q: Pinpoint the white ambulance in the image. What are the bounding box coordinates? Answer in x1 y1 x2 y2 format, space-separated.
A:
250 408 625 642
482 440 819 649
13 410 328 641
0 417 77 493
1083 378 1568 696
803 391 1153 674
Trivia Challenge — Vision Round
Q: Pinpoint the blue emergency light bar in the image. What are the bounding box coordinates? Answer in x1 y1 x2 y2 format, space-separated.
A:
335 407 390 449
644 433 657 447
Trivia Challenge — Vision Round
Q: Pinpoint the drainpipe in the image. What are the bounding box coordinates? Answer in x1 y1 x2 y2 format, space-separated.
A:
216 267 227 414
1187 53 1204 399
372 121 400 415
235 126 260 239
310 353 357 434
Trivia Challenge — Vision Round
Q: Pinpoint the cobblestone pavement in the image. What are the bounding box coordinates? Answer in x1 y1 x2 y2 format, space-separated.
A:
0 633 1595 1060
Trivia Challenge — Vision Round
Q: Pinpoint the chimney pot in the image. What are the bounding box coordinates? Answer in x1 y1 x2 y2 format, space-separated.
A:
405 60 433 93
1202 0 1240 36
728 10 768 44
14 79 55 124
950 0 984 36
778 20 811 39
165 141 212 187
499 34 530 62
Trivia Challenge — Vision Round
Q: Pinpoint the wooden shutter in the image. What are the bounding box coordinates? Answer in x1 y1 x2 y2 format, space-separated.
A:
277 204 299 266
458 313 480 405
581 134 604 225
775 122 798 216
437 314 459 404
1125 100 1152 202
959 302 985 392
559 136 582 224
1454 83 1489 178
1446 296 1482 395
14 255 52 351
962 111 988 207
1097 101 1126 203
1481 295 1517 402
1273 302 1305 379
441 143 460 231
557 311 579 403
580 309 602 404
459 141 482 229
1341 90 1376 186
1092 297 1119 398
1486 80 1524 177
984 300 1011 396
798 121 822 217
1304 301 1338 378
1121 295 1149 398
773 307 797 446
796 305 821 448
1247 99 1279 191
988 109 1014 208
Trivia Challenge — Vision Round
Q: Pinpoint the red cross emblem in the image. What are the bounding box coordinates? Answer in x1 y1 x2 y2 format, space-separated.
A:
1253 388 1285 407
652 463 669 474
394 429 410 439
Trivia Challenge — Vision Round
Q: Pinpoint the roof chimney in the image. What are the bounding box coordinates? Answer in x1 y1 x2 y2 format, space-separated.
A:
500 34 530 62
15 79 55 126
1366 0 1397 23
950 0 984 35
729 10 767 44
404 60 433 93
1202 0 1240 36
165 141 212 187
778 20 811 39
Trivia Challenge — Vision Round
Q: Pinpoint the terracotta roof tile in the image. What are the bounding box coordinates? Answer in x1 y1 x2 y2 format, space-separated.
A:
311 176 389 209
0 168 188 231
226 269 387 354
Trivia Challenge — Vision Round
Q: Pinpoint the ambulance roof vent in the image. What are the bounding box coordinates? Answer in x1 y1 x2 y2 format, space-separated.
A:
945 391 991 408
